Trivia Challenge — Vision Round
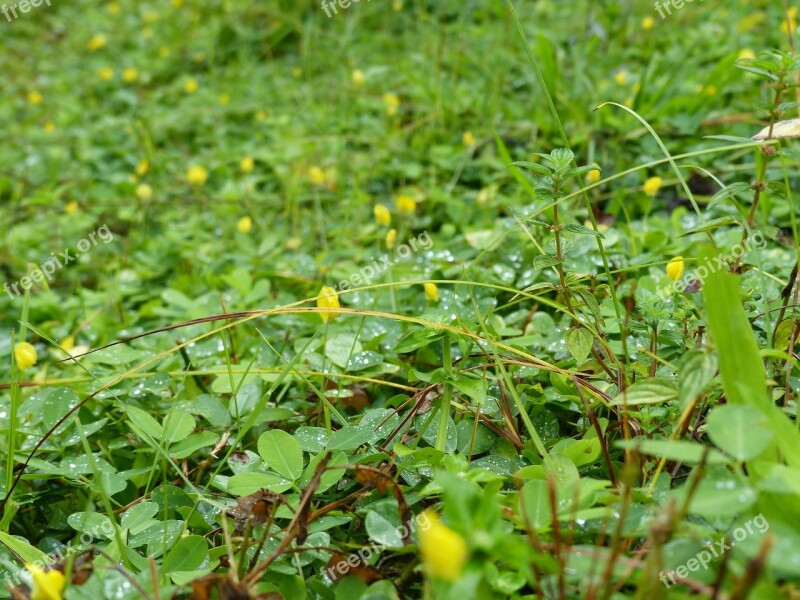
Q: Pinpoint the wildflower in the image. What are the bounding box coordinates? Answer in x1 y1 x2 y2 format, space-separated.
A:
87 34 107 51
184 78 198 94
27 91 43 105
424 282 439 302
738 48 756 61
632 82 641 94
26 564 64 600
107 2 120 14
219 93 231 106
65 201 79 215
237 216 253 234
159 46 171 58
317 286 341 322
172 0 183 6
395 194 416 214
43 122 55 134
642 16 655 30
418 510 468 582
240 157 254 173
187 165 208 186
98 67 114 81
643 176 662 197
255 110 267 121
614 70 628 85
135 159 149 176
666 256 685 281
385 228 397 249
136 183 153 201
703 85 717 96
13 342 37 370
462 131 476 148
373 204 392 227
352 69 366 86
308 166 326 186
122 68 139 83
393 0 403 10
585 165 601 184
60 336 89 359
383 92 400 116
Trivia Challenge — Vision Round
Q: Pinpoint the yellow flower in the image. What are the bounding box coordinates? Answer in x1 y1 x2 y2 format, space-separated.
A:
614 70 628 85
172 0 183 6
317 286 341 322
187 165 208 186
65 201 79 215
107 2 120 13
87 33 107 51
98 67 114 81
643 176 662 197
424 282 439 302
738 48 756 61
351 69 366 86
219 93 231 106
143 10 157 22
395 194 416 214
159 46 171 58
385 228 397 249
642 16 655 30
383 92 400 116
666 256 685 281
393 0 403 10
14 342 37 370
585 165 601 184
60 336 75 352
255 110 267 121
43 122 55 134
26 564 65 600
184 78 198 94
418 510 468 582
136 183 153 200
240 156 254 173
27 91 43 105
703 85 717 96
135 159 149 176
237 216 253 234
308 166 326 186
122 68 139 83
373 204 392 227
462 131 476 148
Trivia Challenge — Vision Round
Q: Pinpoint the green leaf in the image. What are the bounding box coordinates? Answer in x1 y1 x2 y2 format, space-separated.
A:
0 532 50 564
451 377 487 404
563 223 605 238
610 378 677 406
565 328 593 364
616 439 729 465
257 430 304 480
706 405 773 461
228 472 293 495
519 479 552 530
677 350 717 408
127 405 163 441
511 160 552 176
164 535 208 572
533 255 562 270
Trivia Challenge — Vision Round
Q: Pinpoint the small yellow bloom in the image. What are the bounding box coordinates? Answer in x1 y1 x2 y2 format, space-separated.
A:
351 69 366 86
143 10 157 22
308 166 326 186
65 201 79 215
317 286 341 322
395 194 416 214
585 165 601 184
43 122 55 134
373 204 392 227
642 16 655 30
383 92 400 116
60 336 75 352
418 510 468 582
623 96 634 108
385 228 397 249
27 91 43 105
87 33 107 51
122 68 139 83
292 67 302 78
136 183 153 201
738 48 755 61
187 165 208 186
184 78 198 94
255 110 267 121
240 156 254 173
424 282 439 302
135 159 149 176
219 93 231 106
666 256 685 282
393 0 403 10
107 2 120 13
98 67 114 81
286 237 302 250
462 131 476 148
14 342 37 370
614 70 628 85
237 216 253 234
632 82 641 94
643 176 662 197
172 0 183 6
26 564 65 600
159 46 171 58
703 85 717 96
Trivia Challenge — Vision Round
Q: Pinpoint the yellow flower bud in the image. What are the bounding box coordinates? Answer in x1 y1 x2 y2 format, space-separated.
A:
351 69 366 86
122 68 139 83
308 166 326 186
424 282 439 302
462 131 476 148
614 70 628 85
383 92 400 116
27 91 43 105
317 286 341 322
26 563 65 600
87 33 107 51
237 216 252 234
135 159 149 176
385 228 397 249
418 510 468 582
14 342 37 370
240 156 254 173
395 194 416 214
643 176 662 197
585 166 601 184
666 256 685 281
738 48 756 61
642 16 655 30
187 165 208 186
373 204 391 227
136 183 153 200
184 78 198 94
98 67 114 81
65 201 79 215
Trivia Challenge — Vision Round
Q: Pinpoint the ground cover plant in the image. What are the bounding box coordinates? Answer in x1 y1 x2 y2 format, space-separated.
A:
2 0 800 598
